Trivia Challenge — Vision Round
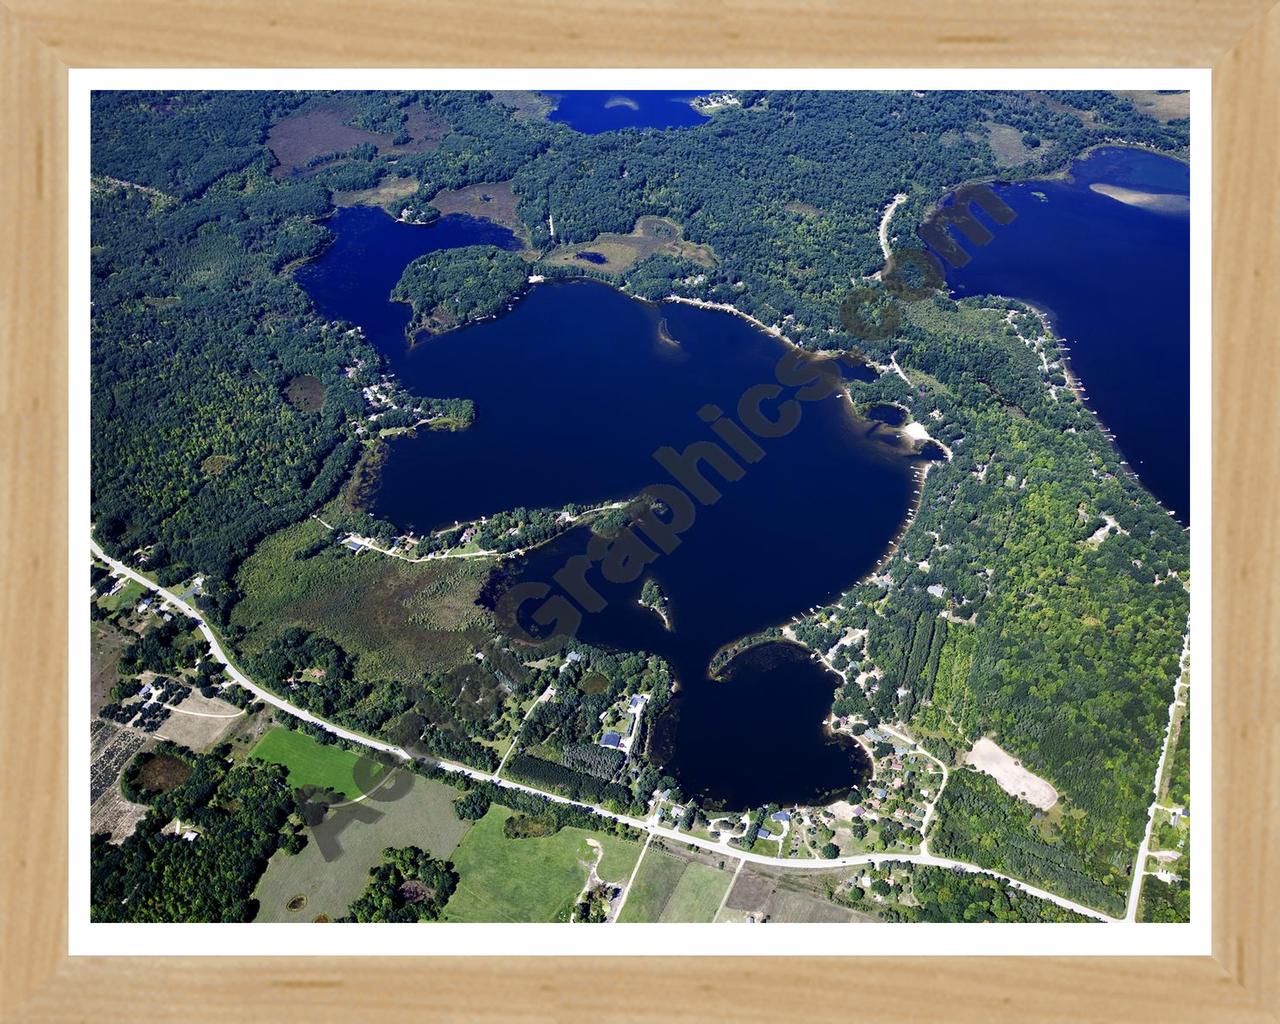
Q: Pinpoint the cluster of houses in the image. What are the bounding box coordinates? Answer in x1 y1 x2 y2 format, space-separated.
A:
641 719 941 858
691 92 742 113
346 368 437 438
841 728 934 837
680 807 794 848
757 809 791 842
1148 804 1189 884
133 596 174 623
359 377 401 425
599 693 648 755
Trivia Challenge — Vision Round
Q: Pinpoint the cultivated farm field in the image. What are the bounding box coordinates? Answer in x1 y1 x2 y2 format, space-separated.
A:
618 844 734 923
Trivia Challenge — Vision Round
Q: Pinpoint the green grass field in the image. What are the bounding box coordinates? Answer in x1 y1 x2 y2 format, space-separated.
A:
98 578 144 613
249 726 366 799
751 838 781 859
443 805 641 923
253 774 470 922
617 847 686 922
617 847 733 922
659 861 733 922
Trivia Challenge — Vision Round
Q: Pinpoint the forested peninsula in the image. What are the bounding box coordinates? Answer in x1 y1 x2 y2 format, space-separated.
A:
392 245 530 336
90 88 1190 918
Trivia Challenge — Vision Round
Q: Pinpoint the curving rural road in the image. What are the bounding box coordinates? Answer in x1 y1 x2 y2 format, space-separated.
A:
90 537 1121 923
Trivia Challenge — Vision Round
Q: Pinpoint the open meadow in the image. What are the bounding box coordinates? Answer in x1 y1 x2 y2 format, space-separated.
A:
542 216 714 275
249 726 368 800
443 805 641 923
253 772 471 922
231 516 494 685
428 180 532 248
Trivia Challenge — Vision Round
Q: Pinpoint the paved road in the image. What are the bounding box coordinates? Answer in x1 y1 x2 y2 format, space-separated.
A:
90 538 1119 924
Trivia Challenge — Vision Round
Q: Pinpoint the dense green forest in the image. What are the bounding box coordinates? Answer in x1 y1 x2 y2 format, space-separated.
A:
392 245 530 335
91 89 1190 916
929 769 1125 916
515 90 1187 349
89 92 501 586
92 87 1186 591
1139 872 1191 923
833 860 1093 923
791 296 1189 910
91 743 307 921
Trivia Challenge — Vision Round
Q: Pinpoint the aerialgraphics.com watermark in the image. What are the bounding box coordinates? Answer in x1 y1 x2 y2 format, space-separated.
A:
495 345 858 644
301 345 868 857
840 183 1016 341
300 182 1016 855
498 180 1015 641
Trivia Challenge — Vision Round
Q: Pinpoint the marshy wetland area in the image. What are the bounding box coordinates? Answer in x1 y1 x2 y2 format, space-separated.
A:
87 88 1193 928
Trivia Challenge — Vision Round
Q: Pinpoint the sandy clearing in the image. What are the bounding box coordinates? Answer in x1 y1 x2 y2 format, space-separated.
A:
825 799 860 820
879 193 909 262
153 691 244 748
965 737 1058 810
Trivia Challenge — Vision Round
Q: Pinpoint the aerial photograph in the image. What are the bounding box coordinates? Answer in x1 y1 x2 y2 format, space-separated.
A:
86 87 1192 929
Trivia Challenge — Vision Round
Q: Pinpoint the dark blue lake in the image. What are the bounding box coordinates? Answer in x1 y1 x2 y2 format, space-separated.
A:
295 206 921 809
296 207 522 348
940 146 1191 523
546 90 711 133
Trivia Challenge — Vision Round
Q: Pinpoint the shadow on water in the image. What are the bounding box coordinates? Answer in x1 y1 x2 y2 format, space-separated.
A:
866 402 909 427
298 207 919 809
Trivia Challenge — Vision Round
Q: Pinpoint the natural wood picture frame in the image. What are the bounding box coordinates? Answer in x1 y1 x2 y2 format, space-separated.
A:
2 2 1276 1019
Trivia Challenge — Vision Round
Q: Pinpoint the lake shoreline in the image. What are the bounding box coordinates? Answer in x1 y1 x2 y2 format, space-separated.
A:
945 278 1186 532
289 200 998 810
333 267 943 757
919 140 1189 213
925 145 1190 526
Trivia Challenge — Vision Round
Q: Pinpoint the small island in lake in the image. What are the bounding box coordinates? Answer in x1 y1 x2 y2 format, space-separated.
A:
85 87 1192 930
639 577 672 630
